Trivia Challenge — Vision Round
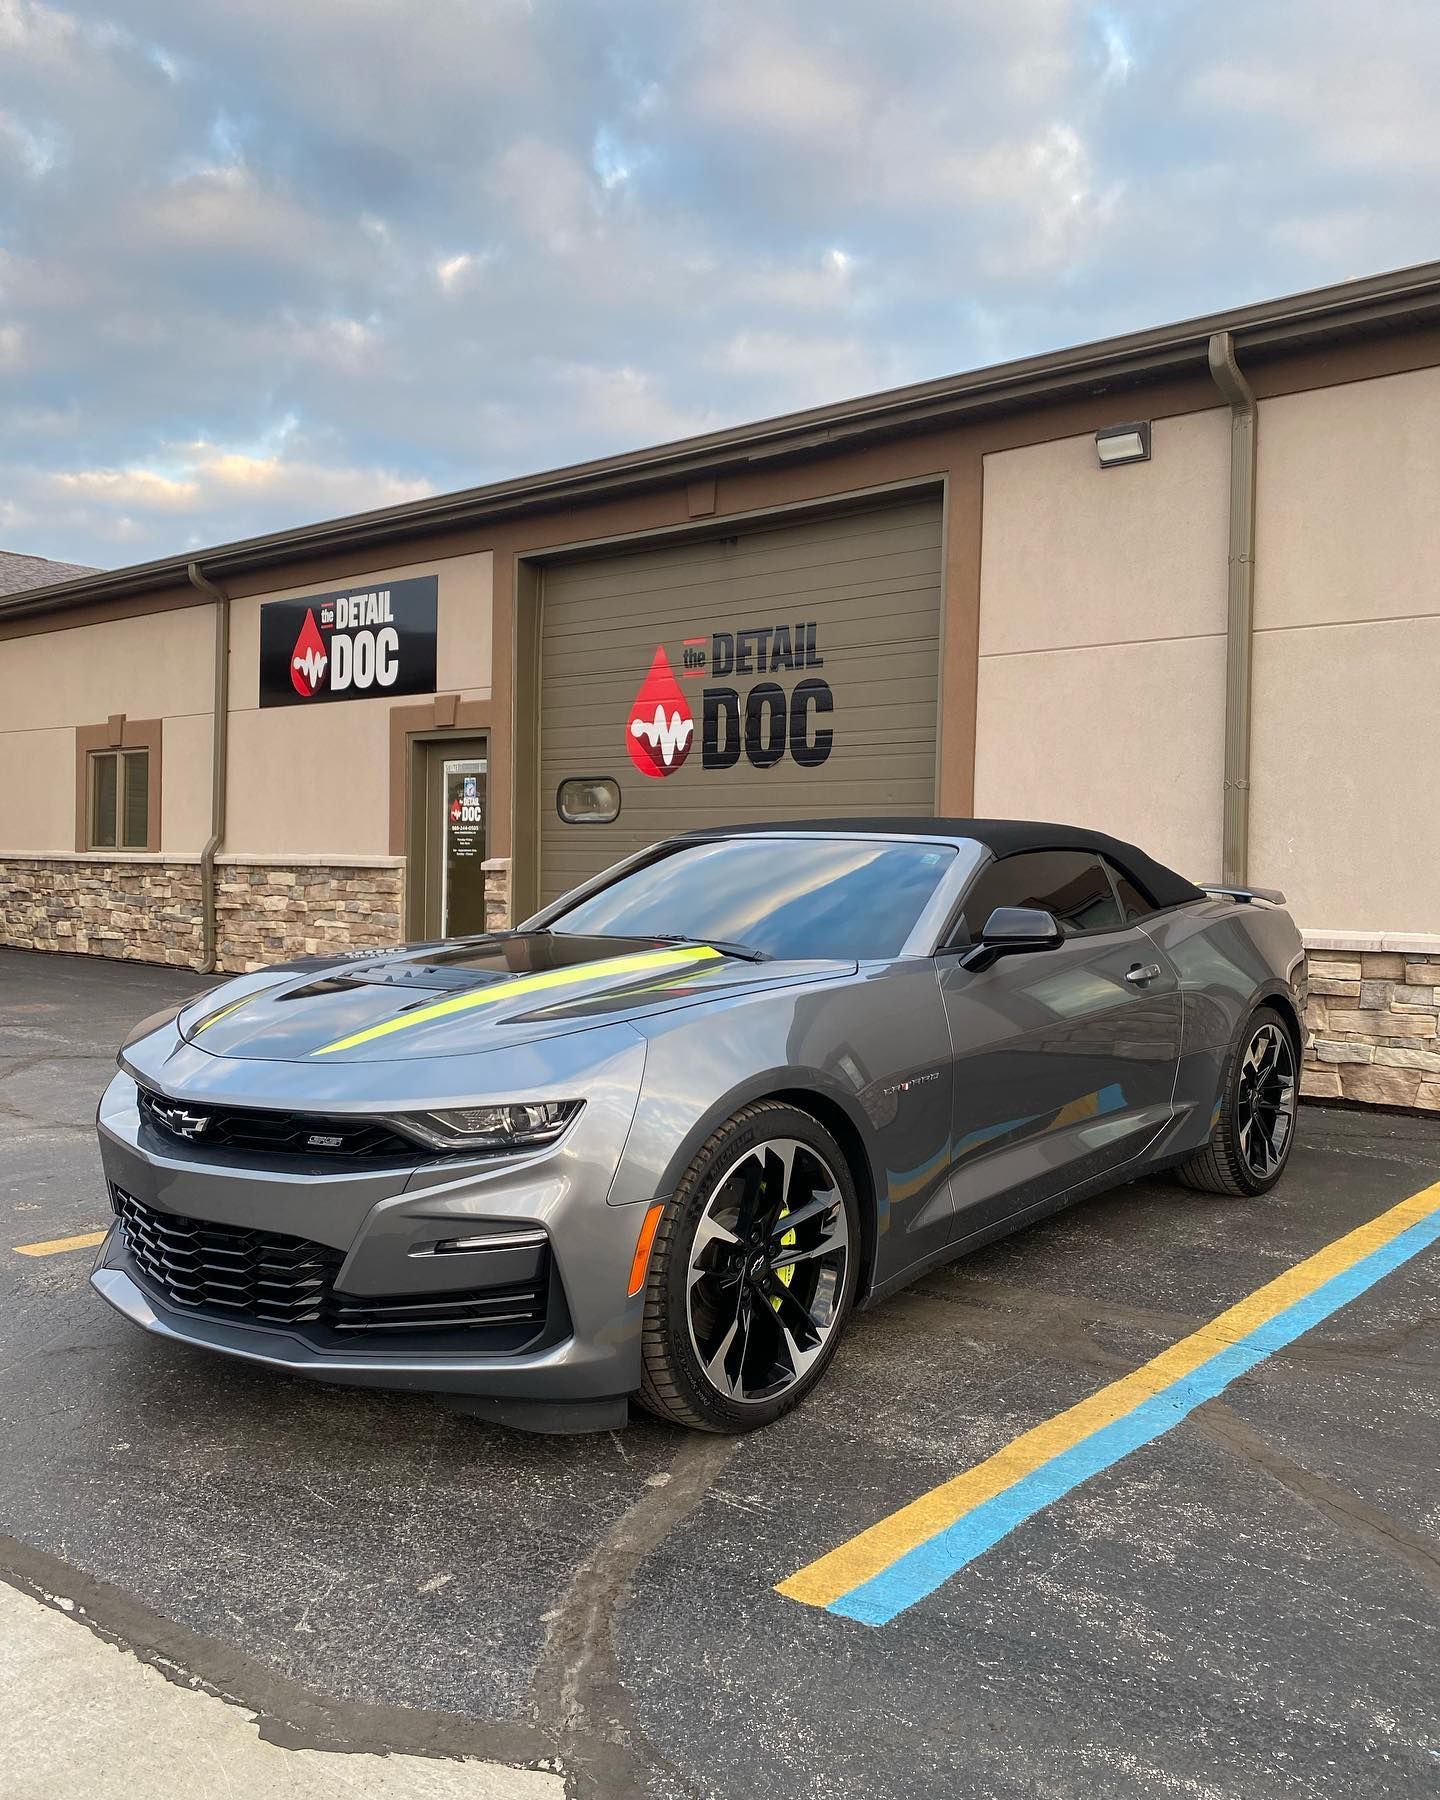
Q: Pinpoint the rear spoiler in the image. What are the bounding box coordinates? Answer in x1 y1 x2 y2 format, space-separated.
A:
1200 882 1286 906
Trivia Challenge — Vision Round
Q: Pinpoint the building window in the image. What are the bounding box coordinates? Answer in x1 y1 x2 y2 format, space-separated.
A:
89 749 150 850
556 776 621 824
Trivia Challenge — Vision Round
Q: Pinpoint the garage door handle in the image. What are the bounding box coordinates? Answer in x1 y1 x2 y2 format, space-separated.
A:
1125 963 1161 984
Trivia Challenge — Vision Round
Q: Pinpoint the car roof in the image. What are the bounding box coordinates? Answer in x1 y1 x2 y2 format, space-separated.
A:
676 817 1205 911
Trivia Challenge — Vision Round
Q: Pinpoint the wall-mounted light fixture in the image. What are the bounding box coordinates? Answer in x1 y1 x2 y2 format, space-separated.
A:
1095 421 1152 468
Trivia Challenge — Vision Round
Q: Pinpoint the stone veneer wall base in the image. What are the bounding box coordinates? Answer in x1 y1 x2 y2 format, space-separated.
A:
212 862 405 974
1300 934 1440 1114
1 856 206 968
2 855 516 976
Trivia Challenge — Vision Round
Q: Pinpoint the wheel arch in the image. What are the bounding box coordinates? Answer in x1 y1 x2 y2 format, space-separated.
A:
764 1085 880 1304
650 1073 882 1301
1253 981 1303 1059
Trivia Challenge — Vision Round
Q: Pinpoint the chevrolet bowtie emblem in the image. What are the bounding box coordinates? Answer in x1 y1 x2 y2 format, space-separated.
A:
154 1104 210 1139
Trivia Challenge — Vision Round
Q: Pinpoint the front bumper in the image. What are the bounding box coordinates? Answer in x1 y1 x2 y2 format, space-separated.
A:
92 1056 653 1404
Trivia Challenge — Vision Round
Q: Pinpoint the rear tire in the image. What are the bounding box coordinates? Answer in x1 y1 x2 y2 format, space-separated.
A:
637 1101 860 1433
1177 1004 1299 1196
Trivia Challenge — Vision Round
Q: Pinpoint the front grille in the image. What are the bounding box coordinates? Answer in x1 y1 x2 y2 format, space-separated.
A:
137 1087 419 1162
112 1189 550 1347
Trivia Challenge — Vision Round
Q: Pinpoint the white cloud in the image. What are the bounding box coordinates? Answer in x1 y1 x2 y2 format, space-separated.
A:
0 108 62 175
434 251 492 295
16 439 432 548
1 0 1438 568
551 363 715 445
713 329 908 407
688 28 866 141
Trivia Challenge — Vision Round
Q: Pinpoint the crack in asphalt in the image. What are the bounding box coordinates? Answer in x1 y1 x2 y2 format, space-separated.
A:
0 1427 742 1800
1194 1401 1440 1602
530 1431 741 1800
0 1531 557 1772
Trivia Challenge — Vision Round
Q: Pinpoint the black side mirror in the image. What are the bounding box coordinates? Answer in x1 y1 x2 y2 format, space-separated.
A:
959 906 1064 971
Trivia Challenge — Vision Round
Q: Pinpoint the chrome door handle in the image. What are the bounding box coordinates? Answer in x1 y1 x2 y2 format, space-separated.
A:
1125 963 1162 984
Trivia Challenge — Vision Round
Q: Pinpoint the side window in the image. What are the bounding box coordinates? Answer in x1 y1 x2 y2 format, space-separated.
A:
89 748 150 851
957 850 1123 942
1104 859 1153 923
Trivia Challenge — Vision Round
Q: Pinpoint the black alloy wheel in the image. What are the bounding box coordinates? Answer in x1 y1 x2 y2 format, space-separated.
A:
638 1102 860 1432
1178 1003 1299 1197
1234 1019 1298 1182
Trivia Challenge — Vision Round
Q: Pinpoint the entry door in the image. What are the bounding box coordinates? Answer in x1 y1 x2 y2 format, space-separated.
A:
935 852 1183 1240
415 738 489 939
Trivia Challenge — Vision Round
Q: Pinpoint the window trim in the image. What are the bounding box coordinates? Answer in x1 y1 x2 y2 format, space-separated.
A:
74 716 163 854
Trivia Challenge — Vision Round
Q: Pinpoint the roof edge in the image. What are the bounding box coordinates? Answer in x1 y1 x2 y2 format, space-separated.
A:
7 258 1440 623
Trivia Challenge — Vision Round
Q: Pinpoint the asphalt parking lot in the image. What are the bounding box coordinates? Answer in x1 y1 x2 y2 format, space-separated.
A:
2 944 1438 1800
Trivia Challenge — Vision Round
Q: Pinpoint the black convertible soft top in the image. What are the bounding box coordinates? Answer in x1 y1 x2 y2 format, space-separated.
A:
687 817 1206 912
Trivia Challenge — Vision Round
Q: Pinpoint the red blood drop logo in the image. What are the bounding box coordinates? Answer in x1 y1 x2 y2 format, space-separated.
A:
625 646 694 778
289 608 328 698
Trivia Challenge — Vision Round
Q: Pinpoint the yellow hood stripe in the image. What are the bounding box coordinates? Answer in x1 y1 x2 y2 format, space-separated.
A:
191 994 260 1035
311 945 724 1056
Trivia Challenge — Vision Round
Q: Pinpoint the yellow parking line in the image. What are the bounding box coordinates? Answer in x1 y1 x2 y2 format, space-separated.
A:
780 1177 1440 1623
14 1230 107 1258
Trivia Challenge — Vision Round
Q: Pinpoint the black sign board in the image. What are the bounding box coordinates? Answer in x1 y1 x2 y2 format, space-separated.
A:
258 575 438 708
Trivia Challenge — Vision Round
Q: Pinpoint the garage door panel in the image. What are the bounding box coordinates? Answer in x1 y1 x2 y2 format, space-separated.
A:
542 655 941 713
539 497 944 903
543 513 941 599
542 564 942 639
544 604 945 680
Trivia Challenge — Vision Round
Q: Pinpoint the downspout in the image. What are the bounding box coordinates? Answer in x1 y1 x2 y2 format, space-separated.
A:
188 561 229 973
1207 330 1258 885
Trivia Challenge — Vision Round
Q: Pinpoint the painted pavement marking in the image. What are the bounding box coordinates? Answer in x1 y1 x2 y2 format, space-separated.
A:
14 1230 107 1258
778 1178 1440 1626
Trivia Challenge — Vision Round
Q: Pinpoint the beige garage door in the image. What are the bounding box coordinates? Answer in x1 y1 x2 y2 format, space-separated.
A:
538 495 944 904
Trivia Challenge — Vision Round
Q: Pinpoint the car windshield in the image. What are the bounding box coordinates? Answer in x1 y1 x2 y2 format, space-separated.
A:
546 836 960 961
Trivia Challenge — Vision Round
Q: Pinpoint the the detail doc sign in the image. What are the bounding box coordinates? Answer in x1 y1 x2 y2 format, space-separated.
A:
625 621 833 779
258 576 439 708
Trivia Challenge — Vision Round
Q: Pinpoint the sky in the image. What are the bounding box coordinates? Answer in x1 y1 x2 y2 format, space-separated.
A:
2 0 1438 571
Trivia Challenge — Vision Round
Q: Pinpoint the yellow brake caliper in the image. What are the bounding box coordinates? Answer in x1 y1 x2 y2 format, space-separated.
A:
773 1204 797 1303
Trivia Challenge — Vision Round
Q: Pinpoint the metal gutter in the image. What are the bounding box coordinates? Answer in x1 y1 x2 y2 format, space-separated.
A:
1208 332 1258 886
187 562 229 974
4 259 1440 625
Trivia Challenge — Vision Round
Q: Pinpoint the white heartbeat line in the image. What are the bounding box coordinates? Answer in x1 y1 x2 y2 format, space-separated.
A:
630 706 693 766
293 647 328 688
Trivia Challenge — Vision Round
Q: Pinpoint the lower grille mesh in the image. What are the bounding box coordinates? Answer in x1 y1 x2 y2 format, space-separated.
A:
112 1189 549 1343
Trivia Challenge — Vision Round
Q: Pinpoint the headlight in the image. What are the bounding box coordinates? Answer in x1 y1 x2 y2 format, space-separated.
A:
388 1099 584 1153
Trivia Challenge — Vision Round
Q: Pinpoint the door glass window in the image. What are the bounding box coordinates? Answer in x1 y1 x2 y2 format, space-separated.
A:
441 757 487 936
957 850 1123 942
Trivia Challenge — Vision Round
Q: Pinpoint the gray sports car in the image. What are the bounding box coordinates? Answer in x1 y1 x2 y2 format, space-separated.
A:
93 820 1306 1434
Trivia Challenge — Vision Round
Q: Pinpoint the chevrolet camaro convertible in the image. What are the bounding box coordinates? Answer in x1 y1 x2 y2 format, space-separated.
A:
94 820 1306 1434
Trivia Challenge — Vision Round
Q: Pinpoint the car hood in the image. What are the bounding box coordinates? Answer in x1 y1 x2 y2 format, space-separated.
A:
173 932 855 1063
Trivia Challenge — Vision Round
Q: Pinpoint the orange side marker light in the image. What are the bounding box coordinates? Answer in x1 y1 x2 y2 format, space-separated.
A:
627 1202 665 1297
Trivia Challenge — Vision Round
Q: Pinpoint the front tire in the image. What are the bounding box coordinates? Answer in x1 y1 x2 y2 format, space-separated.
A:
637 1102 860 1433
1177 1004 1299 1196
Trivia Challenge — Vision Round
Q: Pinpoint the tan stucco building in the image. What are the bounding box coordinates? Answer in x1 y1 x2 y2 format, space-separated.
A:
3 263 1439 1110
